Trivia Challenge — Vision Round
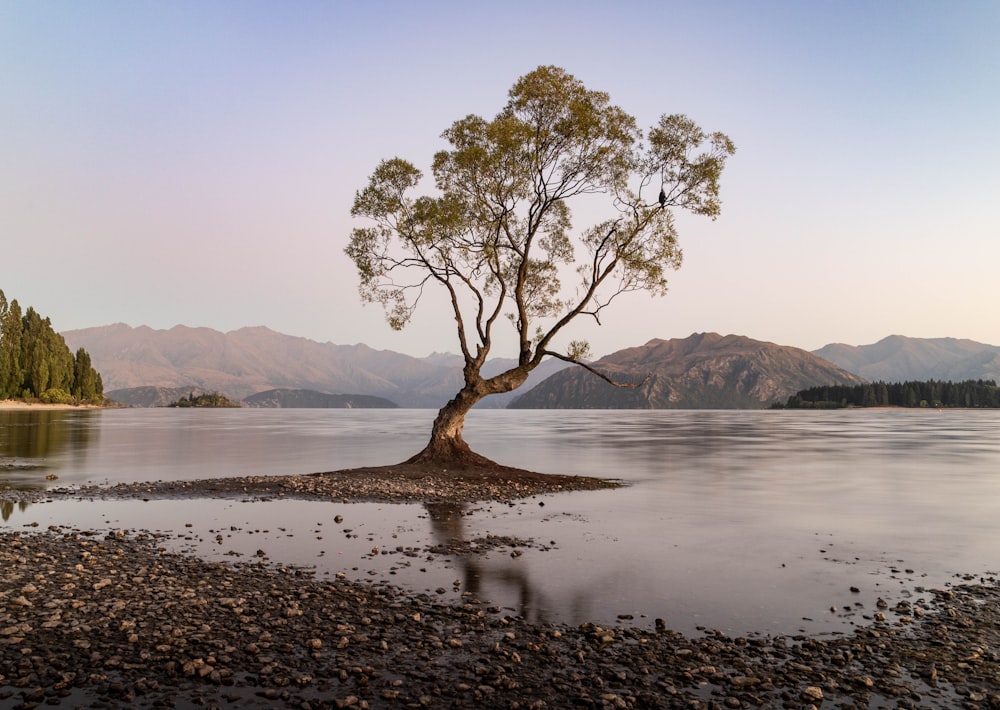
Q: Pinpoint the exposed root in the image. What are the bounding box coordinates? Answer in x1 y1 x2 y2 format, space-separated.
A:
403 442 501 471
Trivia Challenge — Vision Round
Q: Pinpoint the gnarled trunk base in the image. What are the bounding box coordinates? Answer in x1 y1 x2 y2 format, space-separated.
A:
403 388 500 469
405 367 530 470
403 439 498 468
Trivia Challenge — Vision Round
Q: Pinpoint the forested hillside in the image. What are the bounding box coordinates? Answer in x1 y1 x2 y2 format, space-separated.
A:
782 380 1000 409
0 289 104 404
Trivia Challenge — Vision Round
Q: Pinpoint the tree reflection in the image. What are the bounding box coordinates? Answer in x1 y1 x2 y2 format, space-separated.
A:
0 499 32 522
0 411 97 512
423 501 562 623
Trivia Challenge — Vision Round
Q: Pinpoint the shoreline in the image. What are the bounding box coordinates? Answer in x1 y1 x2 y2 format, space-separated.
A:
4 467 1000 706
4 467 1000 705
0 399 102 411
14 462 625 505
2 528 998 708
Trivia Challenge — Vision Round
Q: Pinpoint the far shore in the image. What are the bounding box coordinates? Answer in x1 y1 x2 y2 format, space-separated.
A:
0 399 103 411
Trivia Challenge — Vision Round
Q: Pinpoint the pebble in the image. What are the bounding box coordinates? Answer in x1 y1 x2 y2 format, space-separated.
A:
2 529 998 708
3 466 1000 709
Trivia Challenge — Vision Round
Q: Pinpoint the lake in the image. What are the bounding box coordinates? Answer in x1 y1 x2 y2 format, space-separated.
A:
2 407 999 637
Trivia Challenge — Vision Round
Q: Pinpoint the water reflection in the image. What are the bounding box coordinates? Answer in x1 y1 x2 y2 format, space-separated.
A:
0 408 438 488
425 501 558 622
0 410 97 458
0 499 32 522
0 410 98 491
2 409 1000 636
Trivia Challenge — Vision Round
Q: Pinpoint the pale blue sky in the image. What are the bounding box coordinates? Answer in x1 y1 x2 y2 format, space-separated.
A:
2 1 998 357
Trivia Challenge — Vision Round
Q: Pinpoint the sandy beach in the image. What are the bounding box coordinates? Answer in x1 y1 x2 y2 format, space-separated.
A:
0 400 101 411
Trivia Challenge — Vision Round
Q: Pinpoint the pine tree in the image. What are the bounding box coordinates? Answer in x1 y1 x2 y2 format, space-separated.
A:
0 290 102 403
0 292 24 398
72 348 102 403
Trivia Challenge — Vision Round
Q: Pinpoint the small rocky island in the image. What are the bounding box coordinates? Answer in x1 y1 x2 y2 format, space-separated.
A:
167 392 240 408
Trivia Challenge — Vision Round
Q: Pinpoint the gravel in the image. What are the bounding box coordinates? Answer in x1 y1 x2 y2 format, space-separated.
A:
20 463 623 506
2 468 1000 708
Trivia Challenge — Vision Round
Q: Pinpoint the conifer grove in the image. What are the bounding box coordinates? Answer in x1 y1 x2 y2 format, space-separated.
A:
0 289 103 404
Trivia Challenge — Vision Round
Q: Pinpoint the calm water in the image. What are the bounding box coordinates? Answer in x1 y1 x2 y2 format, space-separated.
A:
2 408 999 636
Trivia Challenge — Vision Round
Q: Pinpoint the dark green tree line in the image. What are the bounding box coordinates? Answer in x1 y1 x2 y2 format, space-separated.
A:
783 379 1000 409
0 289 104 404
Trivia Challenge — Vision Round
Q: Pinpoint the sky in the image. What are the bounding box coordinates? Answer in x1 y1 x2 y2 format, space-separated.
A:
2 0 999 358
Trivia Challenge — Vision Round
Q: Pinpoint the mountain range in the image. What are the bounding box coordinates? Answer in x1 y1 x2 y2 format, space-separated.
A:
509 333 863 408
107 386 399 409
60 324 1000 409
814 335 1000 383
243 389 397 409
62 324 569 408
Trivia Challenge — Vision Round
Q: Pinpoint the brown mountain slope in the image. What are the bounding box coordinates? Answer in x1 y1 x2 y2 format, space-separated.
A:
61 324 568 408
814 335 1000 382
242 389 398 409
510 333 866 409
62 324 442 404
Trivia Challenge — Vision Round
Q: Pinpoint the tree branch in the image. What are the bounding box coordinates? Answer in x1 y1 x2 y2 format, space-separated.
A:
541 350 650 389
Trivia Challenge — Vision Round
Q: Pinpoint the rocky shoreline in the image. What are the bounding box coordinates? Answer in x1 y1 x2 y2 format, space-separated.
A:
0 528 998 709
11 463 623 506
2 469 1000 708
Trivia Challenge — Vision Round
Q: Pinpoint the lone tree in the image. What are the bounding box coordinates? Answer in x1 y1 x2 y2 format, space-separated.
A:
348 66 734 467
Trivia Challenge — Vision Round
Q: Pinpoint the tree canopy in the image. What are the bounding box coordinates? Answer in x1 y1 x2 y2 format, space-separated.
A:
348 66 734 463
0 289 104 404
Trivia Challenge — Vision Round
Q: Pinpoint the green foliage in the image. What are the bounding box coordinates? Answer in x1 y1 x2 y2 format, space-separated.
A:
71 348 102 402
168 391 239 408
0 292 24 399
348 65 734 373
0 289 104 404
39 388 74 405
783 380 1000 409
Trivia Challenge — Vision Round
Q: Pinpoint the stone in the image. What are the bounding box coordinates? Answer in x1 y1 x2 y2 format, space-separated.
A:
802 686 824 701
3 502 1000 710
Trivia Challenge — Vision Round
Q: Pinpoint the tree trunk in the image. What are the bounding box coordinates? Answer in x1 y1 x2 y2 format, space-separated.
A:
405 387 496 467
405 367 529 468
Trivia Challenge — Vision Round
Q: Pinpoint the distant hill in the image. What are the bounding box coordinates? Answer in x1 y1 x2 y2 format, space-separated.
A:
243 389 397 408
63 324 568 408
106 386 400 409
75 324 1000 410
106 386 217 408
814 335 1000 382
510 333 865 409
